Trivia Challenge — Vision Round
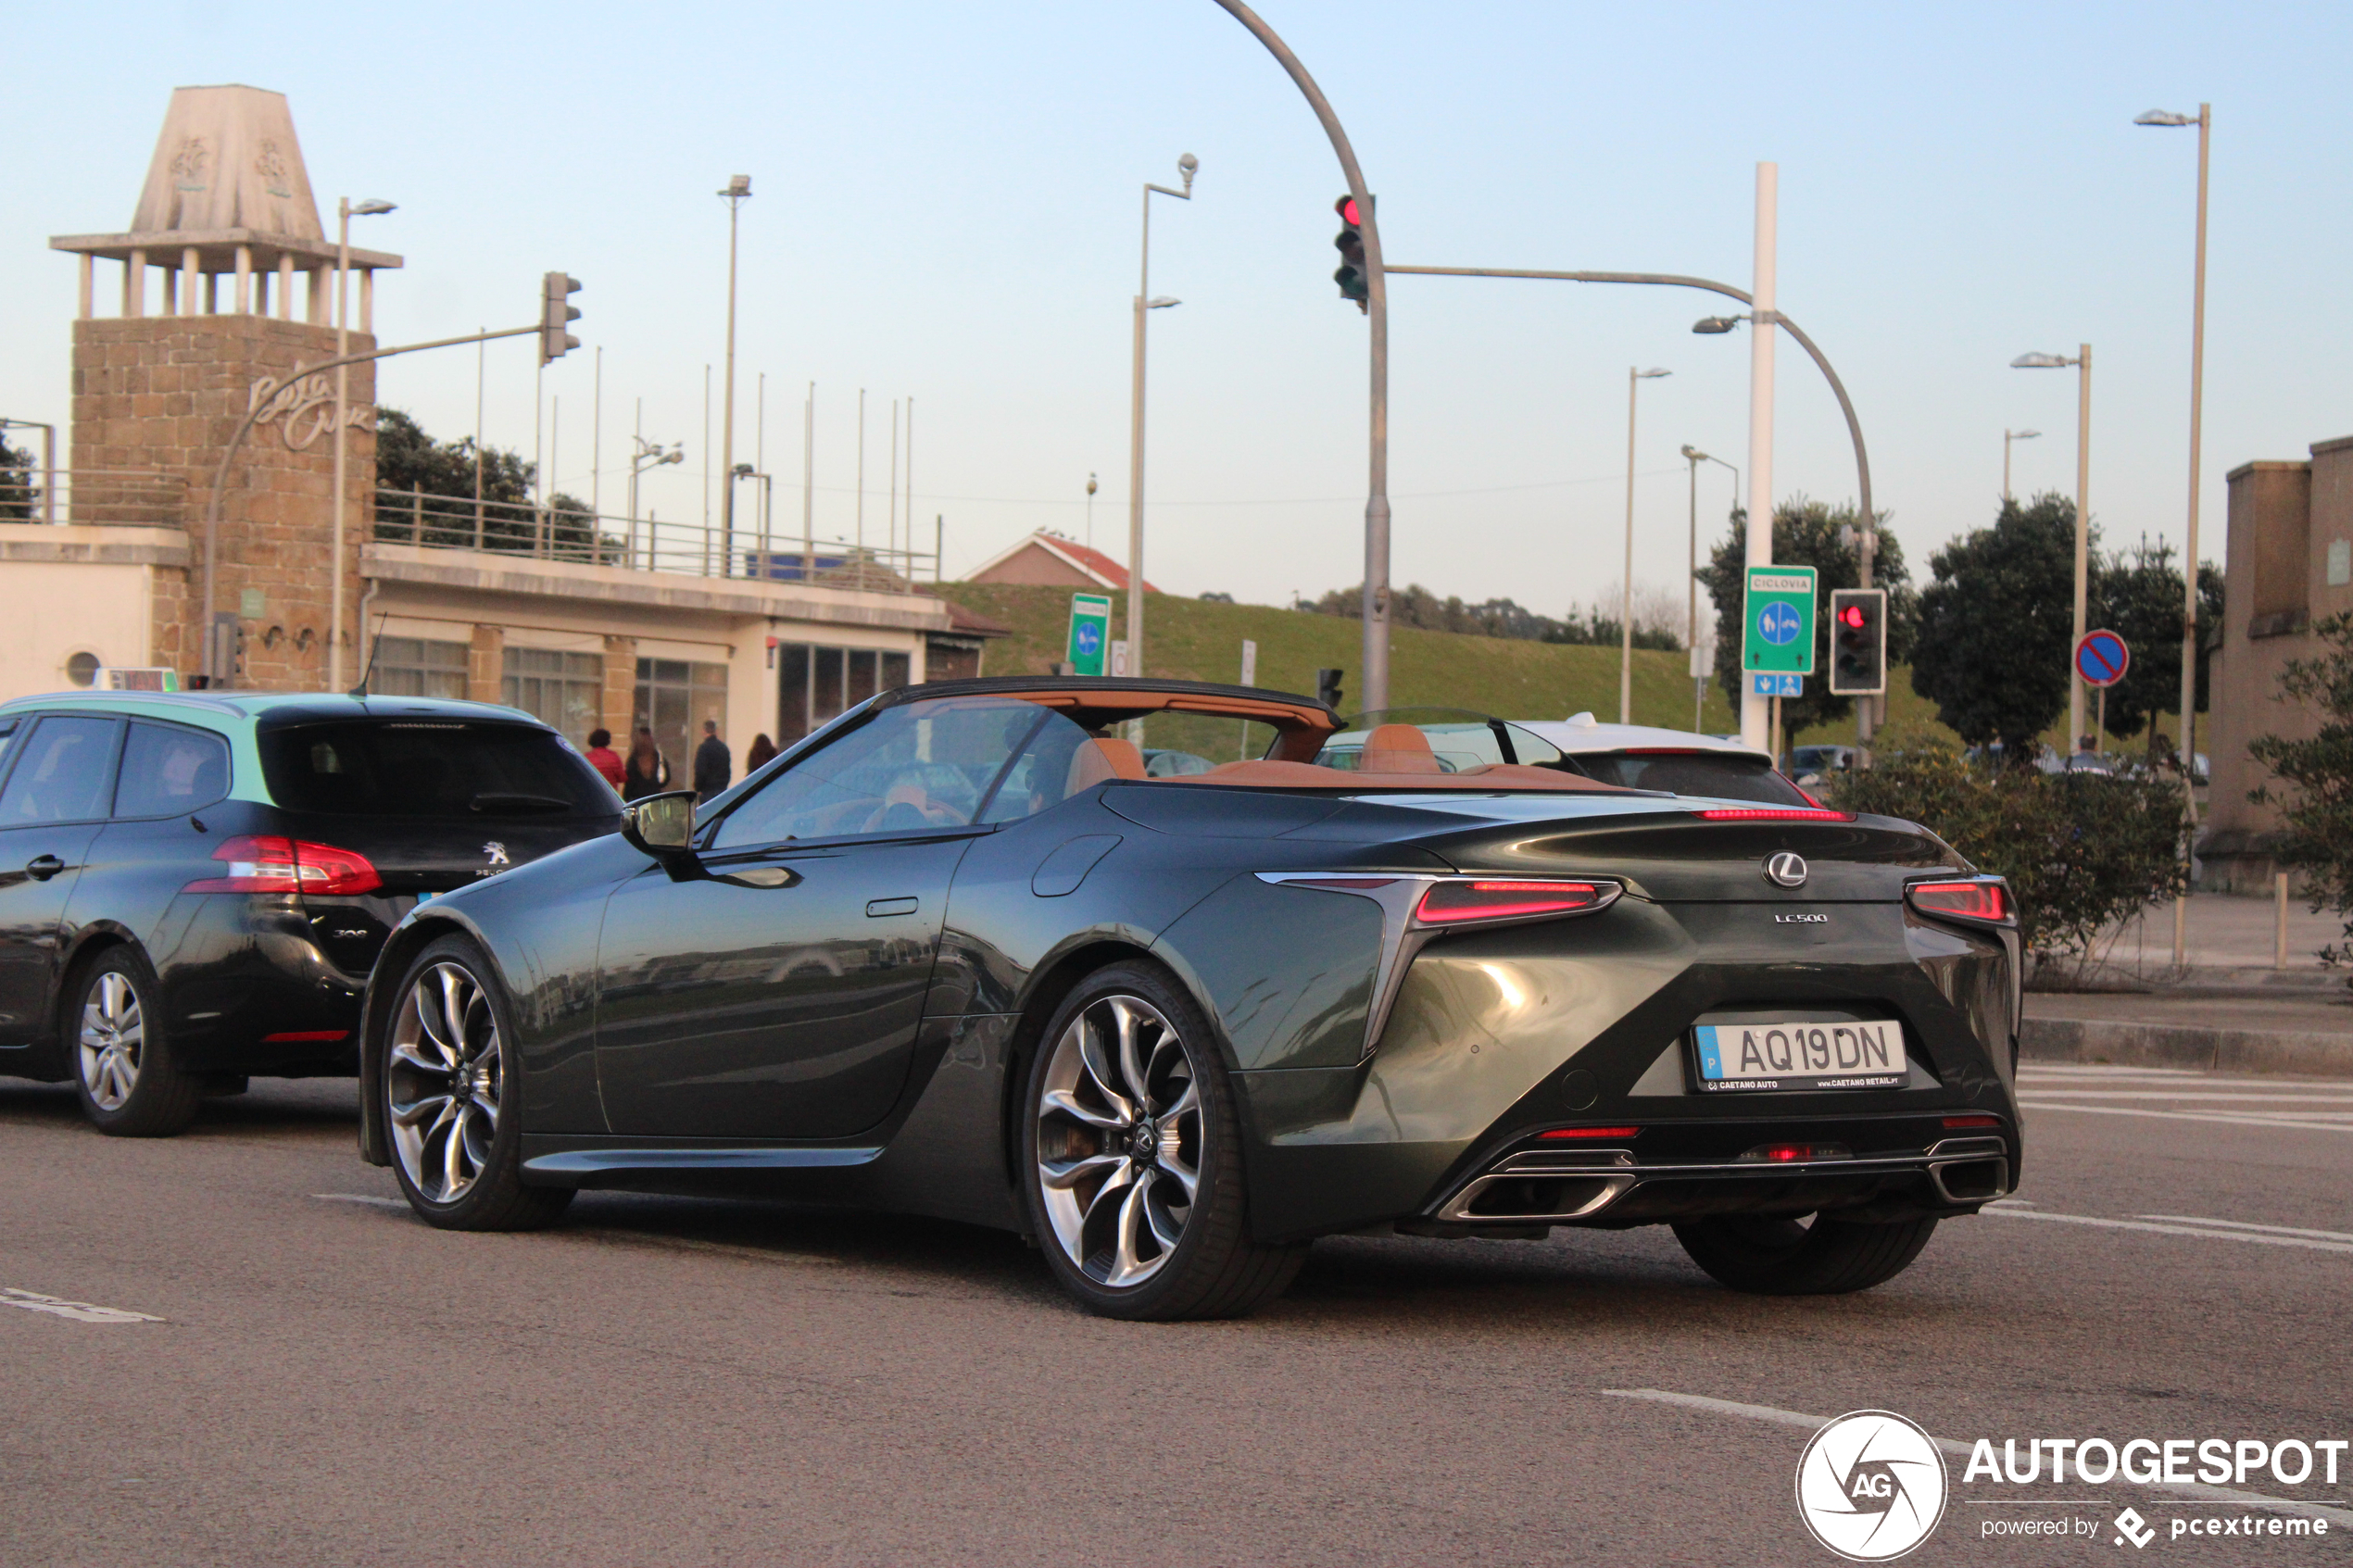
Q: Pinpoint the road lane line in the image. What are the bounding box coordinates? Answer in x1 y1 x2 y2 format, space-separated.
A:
1981 1208 2353 1254
2018 1091 2353 1102
2137 1214 2353 1244
314 1192 408 1210
2015 1102 2353 1133
1600 1389 2353 1525
2 1288 162 1324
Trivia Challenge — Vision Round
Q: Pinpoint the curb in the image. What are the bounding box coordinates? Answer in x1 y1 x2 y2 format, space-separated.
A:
2020 1017 2353 1079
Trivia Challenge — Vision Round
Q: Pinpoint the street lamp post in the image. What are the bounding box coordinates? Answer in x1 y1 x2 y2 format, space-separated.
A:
2003 428 2041 503
718 175 750 579
331 196 395 689
2137 103 2212 964
629 432 684 568
2013 347 2093 754
1127 153 1196 686
1620 367 1671 722
1680 444 1737 731
1086 472 1098 551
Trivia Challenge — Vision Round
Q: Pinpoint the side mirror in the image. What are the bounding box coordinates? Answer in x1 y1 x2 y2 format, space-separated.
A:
621 790 699 862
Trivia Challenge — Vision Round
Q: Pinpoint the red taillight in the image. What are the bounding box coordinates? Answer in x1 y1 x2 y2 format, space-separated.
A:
1907 880 2008 922
1693 807 1856 822
1415 879 1615 924
184 834 382 896
262 1030 351 1044
1943 1114 2002 1130
1538 1125 1641 1141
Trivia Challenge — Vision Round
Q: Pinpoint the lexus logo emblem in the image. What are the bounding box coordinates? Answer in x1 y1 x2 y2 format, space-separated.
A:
1766 852 1808 888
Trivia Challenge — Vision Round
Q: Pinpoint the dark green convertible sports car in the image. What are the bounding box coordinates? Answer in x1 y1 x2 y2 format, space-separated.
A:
357 677 2020 1320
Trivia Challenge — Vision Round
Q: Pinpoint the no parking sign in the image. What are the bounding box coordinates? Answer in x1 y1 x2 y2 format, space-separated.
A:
2075 629 2129 689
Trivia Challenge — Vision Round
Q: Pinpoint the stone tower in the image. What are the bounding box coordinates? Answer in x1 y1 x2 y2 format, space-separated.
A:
49 84 401 688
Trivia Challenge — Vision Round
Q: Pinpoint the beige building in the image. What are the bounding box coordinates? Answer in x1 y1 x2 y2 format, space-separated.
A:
6 84 996 775
2198 433 2353 890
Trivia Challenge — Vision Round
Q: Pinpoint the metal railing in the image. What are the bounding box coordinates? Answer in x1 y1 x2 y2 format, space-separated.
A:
0 468 189 527
369 488 939 591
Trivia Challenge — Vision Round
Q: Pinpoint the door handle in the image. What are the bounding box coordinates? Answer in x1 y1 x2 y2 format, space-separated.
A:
865 896 919 918
24 855 65 883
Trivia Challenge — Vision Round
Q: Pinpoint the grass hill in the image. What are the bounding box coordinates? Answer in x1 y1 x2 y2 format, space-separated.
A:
941 583 1957 745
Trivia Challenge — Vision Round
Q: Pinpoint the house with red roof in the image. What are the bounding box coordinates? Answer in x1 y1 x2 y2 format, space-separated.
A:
963 531 1159 593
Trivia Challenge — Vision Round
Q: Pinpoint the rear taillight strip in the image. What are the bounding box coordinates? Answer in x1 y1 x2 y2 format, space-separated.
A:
183 835 383 897
1692 806 1856 822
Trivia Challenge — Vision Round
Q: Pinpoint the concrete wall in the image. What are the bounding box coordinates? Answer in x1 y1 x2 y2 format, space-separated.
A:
0 545 163 702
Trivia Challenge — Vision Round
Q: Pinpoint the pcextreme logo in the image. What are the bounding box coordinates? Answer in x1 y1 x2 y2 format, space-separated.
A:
1795 1411 1950 1562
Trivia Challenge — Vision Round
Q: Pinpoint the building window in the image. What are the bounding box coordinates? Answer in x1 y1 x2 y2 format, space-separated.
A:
502 646 603 743
371 636 469 700
774 644 912 746
634 657 729 777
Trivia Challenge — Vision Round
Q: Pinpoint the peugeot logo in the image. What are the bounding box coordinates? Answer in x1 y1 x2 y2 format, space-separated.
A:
482 841 510 868
1766 851 1808 888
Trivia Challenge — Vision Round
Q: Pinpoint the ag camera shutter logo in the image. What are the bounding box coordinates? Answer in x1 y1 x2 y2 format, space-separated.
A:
1795 1410 1949 1561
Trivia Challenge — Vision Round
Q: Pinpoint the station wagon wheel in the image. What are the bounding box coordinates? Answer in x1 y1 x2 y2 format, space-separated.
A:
1023 962 1305 1321
381 937 571 1231
69 947 201 1137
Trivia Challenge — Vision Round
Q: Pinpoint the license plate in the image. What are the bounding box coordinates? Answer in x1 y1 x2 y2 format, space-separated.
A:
1690 1020 1907 1093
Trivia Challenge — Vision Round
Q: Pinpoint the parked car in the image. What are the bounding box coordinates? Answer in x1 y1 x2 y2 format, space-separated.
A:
358 677 2021 1321
1787 744 1856 785
0 692 622 1135
1511 712 1820 806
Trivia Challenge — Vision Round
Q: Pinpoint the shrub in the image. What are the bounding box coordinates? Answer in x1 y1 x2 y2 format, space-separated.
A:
1832 729 2186 958
2248 611 2353 966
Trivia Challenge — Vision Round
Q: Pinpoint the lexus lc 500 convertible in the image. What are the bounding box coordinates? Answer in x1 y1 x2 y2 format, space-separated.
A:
356 677 2021 1320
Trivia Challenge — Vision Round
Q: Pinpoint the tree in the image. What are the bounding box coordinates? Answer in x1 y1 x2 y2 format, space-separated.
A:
1911 494 2077 758
372 408 605 559
2087 537 2223 748
2247 612 2353 967
0 433 35 521
1696 496 1917 736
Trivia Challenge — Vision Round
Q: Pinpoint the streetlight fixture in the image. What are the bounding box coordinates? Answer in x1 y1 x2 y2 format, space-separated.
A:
1680 443 1738 731
330 196 396 689
1085 472 1098 551
2012 347 2093 754
2137 103 2211 966
718 174 751 578
1619 367 1672 723
2003 428 2042 503
1126 153 1197 690
629 432 684 567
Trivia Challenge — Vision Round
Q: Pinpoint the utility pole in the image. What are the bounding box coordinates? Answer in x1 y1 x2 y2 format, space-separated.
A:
1742 164 1779 754
718 175 750 578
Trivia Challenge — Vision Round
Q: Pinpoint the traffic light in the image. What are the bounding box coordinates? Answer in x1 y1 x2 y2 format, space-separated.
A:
539 272 582 364
1829 588 1887 696
1316 668 1344 710
1331 194 1370 313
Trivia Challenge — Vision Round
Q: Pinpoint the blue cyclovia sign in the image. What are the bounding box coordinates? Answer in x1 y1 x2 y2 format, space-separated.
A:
1065 593 1114 677
1074 621 1102 659
2075 628 2129 689
1743 566 1818 675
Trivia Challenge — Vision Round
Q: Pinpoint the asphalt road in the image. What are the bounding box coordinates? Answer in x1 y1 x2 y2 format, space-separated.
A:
2 1062 2347 1567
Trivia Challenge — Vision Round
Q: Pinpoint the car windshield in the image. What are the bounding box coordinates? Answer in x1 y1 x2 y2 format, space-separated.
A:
1568 750 1812 806
1310 709 1567 772
258 721 619 818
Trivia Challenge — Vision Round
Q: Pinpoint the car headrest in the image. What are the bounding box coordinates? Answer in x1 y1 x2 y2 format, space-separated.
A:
1359 722 1443 773
1065 736 1148 793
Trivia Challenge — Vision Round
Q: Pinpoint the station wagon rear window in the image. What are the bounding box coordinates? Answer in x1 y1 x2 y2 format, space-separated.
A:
259 721 618 818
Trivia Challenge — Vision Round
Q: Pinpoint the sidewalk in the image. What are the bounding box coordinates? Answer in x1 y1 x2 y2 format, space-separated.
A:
2021 991 2353 1077
2040 890 2345 993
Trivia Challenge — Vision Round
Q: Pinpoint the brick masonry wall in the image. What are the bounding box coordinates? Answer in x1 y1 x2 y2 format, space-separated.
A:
467 623 504 705
601 635 637 740
71 314 376 690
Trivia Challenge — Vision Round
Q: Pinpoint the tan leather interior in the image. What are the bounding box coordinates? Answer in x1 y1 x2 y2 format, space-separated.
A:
1066 736 1149 793
1358 722 1445 773
1167 759 1629 793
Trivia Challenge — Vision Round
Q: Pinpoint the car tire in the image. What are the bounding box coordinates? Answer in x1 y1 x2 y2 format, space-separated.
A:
68 947 203 1138
380 935 573 1232
1672 1212 1939 1295
1020 960 1306 1321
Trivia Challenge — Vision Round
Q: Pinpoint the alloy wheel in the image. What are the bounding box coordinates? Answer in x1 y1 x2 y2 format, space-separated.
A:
77 971 145 1111
387 960 506 1205
1034 993 1203 1287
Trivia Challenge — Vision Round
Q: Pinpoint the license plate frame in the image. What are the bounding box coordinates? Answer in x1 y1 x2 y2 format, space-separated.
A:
1688 1017 1908 1094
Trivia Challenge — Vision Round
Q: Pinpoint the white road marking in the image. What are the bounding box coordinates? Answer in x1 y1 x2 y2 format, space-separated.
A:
1600 1388 2353 1524
314 1192 409 1210
2 1288 161 1324
1982 1207 2353 1254
2020 1090 2353 1102
2138 1214 2353 1244
2015 1102 2353 1134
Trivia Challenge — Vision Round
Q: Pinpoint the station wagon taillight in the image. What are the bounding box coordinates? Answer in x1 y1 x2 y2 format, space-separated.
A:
1906 880 2009 923
184 834 383 896
1414 879 1616 924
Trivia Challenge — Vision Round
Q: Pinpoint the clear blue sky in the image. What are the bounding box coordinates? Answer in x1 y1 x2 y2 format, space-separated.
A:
6 2 2347 622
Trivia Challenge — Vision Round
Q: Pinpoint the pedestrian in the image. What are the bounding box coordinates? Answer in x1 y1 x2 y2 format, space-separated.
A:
584 728 625 793
693 718 732 802
623 727 672 801
745 732 778 773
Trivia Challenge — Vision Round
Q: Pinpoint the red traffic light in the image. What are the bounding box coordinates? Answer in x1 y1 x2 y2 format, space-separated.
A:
1838 604 1868 628
1336 195 1361 225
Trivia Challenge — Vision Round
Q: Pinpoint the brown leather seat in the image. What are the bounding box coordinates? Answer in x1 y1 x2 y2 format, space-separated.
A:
1065 736 1149 793
1358 722 1444 773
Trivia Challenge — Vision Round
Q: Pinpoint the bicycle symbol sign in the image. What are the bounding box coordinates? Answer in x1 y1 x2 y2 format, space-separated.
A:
1074 621 1101 658
1757 601 1804 646
1743 565 1818 675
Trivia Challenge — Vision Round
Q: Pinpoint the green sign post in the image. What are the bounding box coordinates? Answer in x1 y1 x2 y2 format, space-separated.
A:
1065 593 1113 677
1743 565 1818 676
